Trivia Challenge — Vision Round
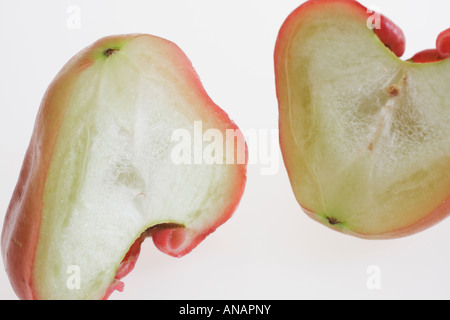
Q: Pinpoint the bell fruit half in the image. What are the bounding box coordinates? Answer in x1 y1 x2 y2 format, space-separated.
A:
1 34 247 299
275 0 450 239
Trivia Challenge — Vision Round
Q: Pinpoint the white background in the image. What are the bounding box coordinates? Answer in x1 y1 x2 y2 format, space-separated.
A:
1 0 450 300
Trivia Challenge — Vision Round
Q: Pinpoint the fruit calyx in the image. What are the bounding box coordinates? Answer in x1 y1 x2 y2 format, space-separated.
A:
326 217 341 226
103 48 120 57
437 28 450 58
370 13 406 58
409 28 450 63
366 6 449 64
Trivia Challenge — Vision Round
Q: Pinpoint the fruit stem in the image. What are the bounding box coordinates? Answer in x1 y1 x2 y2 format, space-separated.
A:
327 217 340 225
103 48 119 57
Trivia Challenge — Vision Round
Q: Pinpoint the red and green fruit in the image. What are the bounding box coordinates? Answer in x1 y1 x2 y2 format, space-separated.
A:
2 34 247 300
275 0 450 239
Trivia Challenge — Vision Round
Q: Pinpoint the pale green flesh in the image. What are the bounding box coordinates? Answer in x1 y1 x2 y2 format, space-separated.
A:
280 6 450 236
34 37 234 299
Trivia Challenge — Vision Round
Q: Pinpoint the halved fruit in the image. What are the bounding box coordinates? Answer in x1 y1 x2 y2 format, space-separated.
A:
275 0 450 238
1 34 247 299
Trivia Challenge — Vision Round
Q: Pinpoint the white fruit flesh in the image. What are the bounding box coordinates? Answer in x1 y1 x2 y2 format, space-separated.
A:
33 36 237 299
278 4 450 236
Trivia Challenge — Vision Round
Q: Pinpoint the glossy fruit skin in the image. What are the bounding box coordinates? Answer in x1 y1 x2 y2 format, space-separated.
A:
275 0 450 239
2 34 247 300
409 49 443 63
408 28 450 63
437 28 450 58
370 13 405 58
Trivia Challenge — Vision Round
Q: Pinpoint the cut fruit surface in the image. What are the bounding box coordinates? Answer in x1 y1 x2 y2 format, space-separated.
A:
275 0 450 238
2 34 247 300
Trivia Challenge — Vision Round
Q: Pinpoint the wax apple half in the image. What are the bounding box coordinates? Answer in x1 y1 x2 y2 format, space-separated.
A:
1 34 247 300
275 0 450 238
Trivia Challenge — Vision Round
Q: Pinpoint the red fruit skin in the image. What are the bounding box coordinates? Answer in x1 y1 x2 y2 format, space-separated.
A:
409 49 443 63
275 0 450 239
0 36 100 299
152 213 235 258
437 28 450 58
102 237 144 300
408 29 450 63
276 0 405 59
2 34 247 300
371 14 406 58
